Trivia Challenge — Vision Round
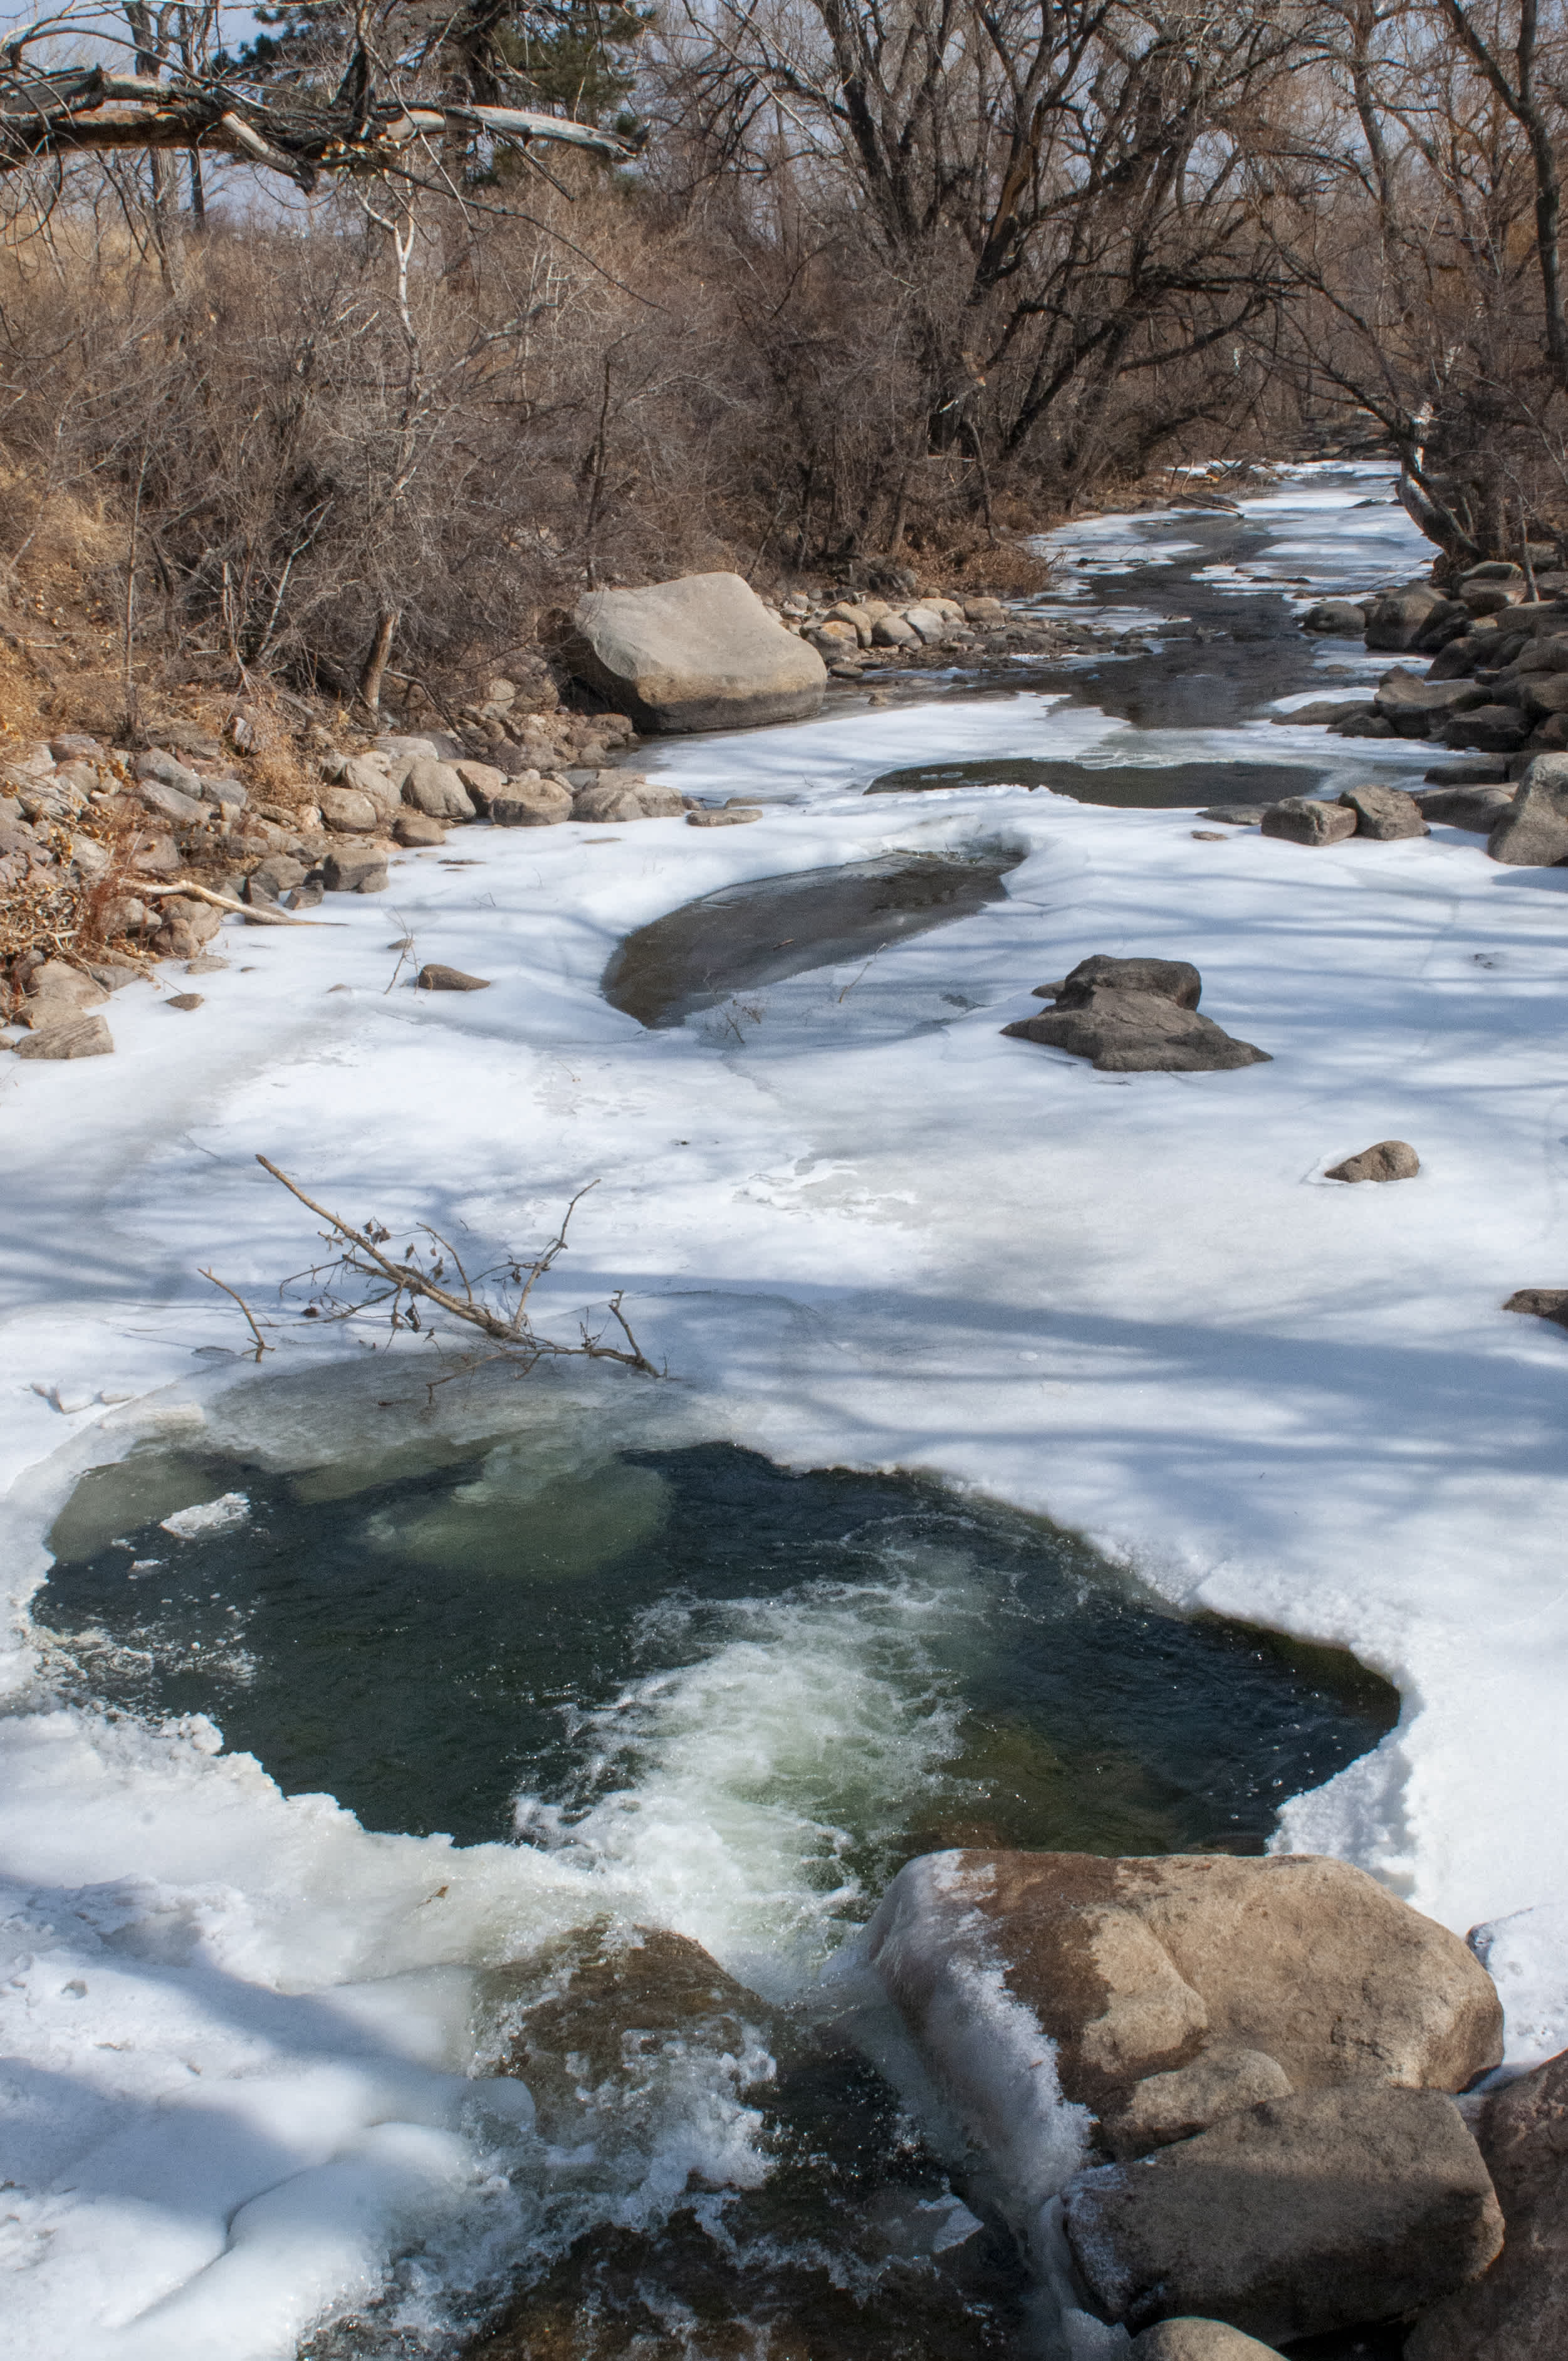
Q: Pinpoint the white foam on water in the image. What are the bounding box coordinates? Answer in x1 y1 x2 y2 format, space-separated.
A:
516 1558 977 1999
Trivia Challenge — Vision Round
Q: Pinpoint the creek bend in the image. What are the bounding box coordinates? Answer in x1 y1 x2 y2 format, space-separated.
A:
19 465 1443 2361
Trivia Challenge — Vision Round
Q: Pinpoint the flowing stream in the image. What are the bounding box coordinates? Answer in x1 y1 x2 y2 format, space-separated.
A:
16 464 1436 2361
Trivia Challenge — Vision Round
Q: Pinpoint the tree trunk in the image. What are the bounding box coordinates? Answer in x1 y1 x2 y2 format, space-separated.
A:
358 608 399 716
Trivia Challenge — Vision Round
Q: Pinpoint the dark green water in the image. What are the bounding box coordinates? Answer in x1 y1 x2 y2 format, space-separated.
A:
39 1438 1395 1863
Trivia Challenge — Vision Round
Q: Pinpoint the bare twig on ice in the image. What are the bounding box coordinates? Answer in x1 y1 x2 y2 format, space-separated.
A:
199 1267 274 1360
253 1155 663 1378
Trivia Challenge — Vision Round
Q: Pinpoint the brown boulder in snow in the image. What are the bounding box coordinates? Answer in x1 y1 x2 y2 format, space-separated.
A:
1326 1139 1420 1183
563 572 827 733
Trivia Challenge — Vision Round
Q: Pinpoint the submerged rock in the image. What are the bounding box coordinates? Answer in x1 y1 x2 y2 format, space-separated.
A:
1405 2044 1568 2360
687 804 763 826
562 572 828 733
1002 955 1267 1073
1326 1139 1421 1183
1064 2085 1502 2345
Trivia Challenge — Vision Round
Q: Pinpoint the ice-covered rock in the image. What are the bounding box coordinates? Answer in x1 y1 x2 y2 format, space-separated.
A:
867 1850 1503 2152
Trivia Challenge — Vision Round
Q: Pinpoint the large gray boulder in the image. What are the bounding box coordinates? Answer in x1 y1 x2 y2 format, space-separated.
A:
1063 2085 1503 2345
1443 703 1530 752
563 572 827 733
1371 669 1486 736
867 1851 1503 2146
1488 752 1568 864
402 758 476 822
1413 785 1515 832
1365 584 1446 650
1260 797 1357 845
1001 956 1267 1074
1406 2045 1568 2359
491 777 572 827
1339 783 1428 839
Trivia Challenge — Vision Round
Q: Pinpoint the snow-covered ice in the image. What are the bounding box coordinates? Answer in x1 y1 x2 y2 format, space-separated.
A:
3 463 1567 2354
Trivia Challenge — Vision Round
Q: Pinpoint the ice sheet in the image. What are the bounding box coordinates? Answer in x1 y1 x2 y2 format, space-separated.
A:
2 463 1564 2354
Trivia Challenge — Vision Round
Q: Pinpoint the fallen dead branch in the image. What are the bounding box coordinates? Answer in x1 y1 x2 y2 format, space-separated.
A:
254 1155 662 1378
140 881 337 928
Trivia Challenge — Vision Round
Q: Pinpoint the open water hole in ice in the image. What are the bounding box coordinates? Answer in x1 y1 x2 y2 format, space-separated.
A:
35 1428 1397 2360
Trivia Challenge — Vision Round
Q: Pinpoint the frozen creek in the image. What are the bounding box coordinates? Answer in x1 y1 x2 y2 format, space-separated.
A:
3 464 1568 2359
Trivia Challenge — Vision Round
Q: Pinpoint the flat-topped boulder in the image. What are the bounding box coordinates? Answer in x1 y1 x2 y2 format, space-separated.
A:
562 572 827 733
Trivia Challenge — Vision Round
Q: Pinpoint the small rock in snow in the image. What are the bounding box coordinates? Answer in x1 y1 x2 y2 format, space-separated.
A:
416 964 491 992
165 992 204 1012
1327 1139 1420 1183
687 805 763 827
1503 1289 1568 1332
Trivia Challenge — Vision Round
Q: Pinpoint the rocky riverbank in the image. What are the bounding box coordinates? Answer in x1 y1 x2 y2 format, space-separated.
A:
867 1843 1557 2358
0 569 1122 1050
